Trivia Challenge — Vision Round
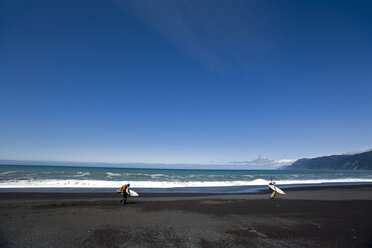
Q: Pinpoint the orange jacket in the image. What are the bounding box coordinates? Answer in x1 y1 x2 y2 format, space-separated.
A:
120 184 129 193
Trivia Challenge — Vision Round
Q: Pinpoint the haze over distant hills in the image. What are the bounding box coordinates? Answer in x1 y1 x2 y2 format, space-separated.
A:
1 149 372 170
0 160 282 170
285 150 372 170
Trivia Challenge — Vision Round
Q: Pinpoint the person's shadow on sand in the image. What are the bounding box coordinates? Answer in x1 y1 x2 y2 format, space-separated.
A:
120 201 140 206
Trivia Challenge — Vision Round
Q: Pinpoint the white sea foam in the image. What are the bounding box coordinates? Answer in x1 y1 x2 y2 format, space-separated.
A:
73 172 90 177
203 175 229 178
0 171 18 175
106 172 121 177
150 174 168 178
121 173 169 178
0 178 372 188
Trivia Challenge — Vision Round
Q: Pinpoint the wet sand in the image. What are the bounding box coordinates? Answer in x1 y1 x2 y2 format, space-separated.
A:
1 184 372 247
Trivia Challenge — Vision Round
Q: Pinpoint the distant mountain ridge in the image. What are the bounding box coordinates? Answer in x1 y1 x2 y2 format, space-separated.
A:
285 151 372 170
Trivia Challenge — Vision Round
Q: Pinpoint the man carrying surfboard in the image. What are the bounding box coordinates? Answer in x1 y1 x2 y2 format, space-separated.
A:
268 180 285 199
118 183 130 204
269 181 277 199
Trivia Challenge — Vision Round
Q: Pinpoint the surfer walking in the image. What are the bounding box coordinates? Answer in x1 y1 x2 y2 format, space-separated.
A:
118 183 130 204
268 179 285 199
269 181 277 199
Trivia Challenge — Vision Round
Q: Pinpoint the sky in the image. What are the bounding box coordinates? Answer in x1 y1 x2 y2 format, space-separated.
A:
0 0 372 167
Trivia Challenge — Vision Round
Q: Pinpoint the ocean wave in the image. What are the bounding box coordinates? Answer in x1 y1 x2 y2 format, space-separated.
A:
150 174 168 178
121 173 169 178
73 172 90 177
106 172 121 177
0 171 19 175
1 178 372 188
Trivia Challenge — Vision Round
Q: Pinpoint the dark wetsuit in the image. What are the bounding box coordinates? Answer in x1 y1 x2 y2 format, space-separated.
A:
269 183 277 199
119 184 130 204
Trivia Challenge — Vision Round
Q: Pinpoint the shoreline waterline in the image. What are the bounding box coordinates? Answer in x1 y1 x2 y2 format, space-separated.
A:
1 181 372 193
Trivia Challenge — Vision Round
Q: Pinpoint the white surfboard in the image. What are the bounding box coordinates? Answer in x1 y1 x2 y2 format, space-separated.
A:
268 184 285 195
129 190 139 197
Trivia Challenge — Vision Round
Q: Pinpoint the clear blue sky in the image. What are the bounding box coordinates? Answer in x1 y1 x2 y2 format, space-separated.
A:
1 0 371 166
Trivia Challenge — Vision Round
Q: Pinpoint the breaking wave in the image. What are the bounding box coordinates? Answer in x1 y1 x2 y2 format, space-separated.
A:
1 178 372 188
0 171 18 175
73 172 90 177
106 172 121 178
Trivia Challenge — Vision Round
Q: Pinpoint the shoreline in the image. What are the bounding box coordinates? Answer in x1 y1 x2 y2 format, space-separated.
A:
1 184 372 203
1 181 372 194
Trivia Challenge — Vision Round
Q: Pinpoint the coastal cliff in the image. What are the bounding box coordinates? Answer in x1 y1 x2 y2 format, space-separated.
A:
285 151 372 170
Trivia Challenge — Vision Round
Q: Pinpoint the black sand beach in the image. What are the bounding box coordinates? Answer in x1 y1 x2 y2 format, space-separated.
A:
1 185 372 248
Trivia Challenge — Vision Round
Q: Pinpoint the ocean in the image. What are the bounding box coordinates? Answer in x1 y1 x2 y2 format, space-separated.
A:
1 165 372 193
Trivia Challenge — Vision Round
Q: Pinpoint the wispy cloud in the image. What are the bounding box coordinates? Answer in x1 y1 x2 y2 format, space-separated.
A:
229 156 296 167
117 0 273 74
343 147 372 155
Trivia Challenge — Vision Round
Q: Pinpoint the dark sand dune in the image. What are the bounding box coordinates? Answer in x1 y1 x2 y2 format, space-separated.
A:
1 185 372 248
